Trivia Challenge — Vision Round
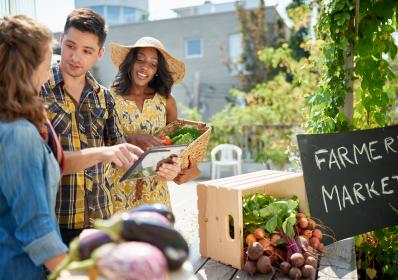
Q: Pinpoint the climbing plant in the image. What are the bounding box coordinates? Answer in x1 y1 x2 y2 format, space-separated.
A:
307 0 398 133
307 1 398 278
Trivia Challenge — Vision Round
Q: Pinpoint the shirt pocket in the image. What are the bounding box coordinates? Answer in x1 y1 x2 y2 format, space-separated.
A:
47 102 72 136
89 107 108 138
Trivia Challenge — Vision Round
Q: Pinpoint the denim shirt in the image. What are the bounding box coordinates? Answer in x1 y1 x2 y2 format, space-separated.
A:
0 119 68 280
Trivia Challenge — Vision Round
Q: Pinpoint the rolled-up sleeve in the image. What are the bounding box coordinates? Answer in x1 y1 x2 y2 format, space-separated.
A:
24 230 67 266
0 124 67 265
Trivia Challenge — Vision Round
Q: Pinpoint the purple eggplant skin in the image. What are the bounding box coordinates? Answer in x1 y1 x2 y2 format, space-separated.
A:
78 230 113 260
129 203 175 224
121 215 189 270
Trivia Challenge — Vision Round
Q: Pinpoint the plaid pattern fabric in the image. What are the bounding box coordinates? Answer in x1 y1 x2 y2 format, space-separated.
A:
40 64 124 229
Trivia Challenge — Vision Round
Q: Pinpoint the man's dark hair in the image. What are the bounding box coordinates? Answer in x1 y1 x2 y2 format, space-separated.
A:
64 8 108 47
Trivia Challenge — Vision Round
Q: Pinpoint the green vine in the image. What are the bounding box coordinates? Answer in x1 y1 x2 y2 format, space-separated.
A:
307 0 398 133
308 1 398 278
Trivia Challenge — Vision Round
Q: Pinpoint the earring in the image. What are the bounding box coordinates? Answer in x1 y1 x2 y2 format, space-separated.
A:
155 73 159 77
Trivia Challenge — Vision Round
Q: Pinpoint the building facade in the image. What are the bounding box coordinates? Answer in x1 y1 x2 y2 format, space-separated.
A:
75 0 148 26
0 0 36 18
90 1 287 119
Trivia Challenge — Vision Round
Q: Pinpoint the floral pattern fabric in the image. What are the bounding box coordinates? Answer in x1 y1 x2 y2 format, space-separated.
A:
108 93 171 213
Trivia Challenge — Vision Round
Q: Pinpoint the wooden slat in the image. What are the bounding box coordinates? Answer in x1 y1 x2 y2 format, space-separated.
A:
216 172 292 189
233 270 274 280
195 259 237 280
318 238 358 279
233 267 316 280
201 170 281 186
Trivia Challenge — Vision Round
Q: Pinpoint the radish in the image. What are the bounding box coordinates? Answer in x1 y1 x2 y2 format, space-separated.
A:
289 267 302 279
279 261 291 275
296 212 307 220
301 264 316 278
309 237 320 249
290 252 305 268
254 228 266 239
298 217 308 229
295 235 309 252
312 229 323 240
247 242 264 261
307 218 316 230
256 255 273 274
258 237 271 248
245 233 257 245
243 260 257 276
302 229 313 239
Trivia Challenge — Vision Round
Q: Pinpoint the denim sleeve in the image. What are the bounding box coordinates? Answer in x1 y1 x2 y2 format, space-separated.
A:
104 88 125 145
0 124 67 265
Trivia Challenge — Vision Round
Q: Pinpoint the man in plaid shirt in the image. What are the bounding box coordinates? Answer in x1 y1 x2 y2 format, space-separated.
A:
40 8 142 245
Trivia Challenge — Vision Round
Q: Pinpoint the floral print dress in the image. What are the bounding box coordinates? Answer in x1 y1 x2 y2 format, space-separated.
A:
107 93 171 213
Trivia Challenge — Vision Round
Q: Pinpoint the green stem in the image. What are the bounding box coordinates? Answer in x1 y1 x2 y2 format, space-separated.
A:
67 259 96 271
48 238 79 280
94 216 123 241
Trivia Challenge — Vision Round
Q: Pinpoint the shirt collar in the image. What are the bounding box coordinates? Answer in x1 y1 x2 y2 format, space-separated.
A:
49 62 100 93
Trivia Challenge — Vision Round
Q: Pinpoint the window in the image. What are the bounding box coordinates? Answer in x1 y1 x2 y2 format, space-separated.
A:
121 7 135 24
228 33 243 75
185 38 203 58
90 5 105 17
107 6 120 26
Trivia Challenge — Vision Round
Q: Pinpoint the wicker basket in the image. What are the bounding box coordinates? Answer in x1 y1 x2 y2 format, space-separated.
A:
155 119 211 169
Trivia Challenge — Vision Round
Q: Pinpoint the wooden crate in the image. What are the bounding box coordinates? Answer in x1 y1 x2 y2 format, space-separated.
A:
197 170 309 269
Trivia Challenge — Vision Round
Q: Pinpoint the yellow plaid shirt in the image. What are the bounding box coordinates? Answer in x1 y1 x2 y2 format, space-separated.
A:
40 64 124 229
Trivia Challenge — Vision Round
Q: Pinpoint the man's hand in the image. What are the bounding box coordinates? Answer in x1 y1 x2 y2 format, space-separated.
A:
156 156 181 181
100 143 143 171
174 156 201 185
126 134 163 150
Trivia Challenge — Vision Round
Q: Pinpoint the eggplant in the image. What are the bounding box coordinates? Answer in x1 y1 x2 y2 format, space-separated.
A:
129 211 171 226
95 212 189 270
67 242 168 280
130 203 175 224
49 230 112 280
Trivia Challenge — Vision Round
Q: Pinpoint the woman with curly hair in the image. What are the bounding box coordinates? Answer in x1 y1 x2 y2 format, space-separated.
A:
0 15 68 278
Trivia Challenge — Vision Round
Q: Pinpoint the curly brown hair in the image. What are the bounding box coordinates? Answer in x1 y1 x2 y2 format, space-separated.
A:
0 15 52 130
111 48 174 98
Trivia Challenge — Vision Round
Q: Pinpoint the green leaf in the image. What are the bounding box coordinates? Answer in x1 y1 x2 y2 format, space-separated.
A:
388 42 398 60
265 215 278 233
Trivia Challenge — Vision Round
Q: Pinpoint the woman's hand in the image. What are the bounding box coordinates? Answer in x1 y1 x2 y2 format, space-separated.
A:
156 156 181 181
126 134 163 150
174 156 201 185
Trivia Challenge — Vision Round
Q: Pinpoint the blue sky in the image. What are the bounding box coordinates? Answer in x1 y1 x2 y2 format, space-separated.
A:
35 0 291 32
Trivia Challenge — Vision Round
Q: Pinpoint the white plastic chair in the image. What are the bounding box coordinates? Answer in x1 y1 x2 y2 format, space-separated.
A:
211 144 242 179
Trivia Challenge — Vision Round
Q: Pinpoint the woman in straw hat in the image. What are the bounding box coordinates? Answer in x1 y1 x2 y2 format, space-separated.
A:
108 36 200 212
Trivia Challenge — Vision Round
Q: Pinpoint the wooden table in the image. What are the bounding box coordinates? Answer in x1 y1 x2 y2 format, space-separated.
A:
189 238 358 280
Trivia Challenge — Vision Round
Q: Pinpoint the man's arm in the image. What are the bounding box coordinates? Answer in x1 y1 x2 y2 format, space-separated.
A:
62 144 143 175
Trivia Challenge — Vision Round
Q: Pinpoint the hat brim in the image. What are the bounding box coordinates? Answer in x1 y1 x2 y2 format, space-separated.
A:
109 42 185 84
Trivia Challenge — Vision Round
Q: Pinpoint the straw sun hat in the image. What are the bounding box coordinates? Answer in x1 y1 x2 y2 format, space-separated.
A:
109 37 185 84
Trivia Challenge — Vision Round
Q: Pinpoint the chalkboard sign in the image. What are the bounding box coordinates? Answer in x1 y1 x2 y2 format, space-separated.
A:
297 125 398 243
